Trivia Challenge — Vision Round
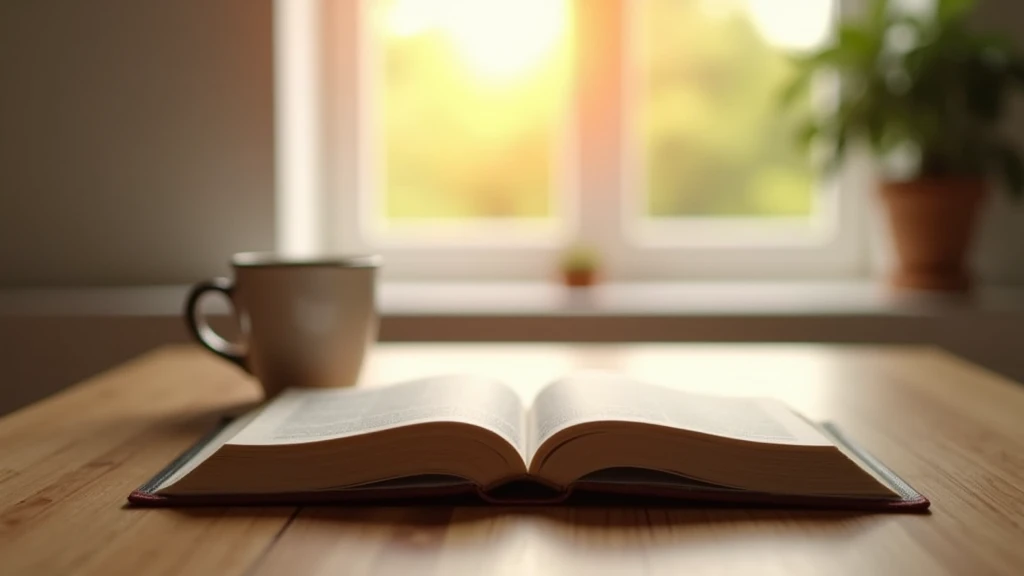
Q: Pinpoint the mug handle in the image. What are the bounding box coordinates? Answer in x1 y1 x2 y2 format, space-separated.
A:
184 278 248 370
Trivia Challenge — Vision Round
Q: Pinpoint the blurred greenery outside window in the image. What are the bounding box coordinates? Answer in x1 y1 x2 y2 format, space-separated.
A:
372 0 833 231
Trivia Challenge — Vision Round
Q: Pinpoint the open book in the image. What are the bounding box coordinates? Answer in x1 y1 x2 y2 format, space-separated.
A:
129 374 929 511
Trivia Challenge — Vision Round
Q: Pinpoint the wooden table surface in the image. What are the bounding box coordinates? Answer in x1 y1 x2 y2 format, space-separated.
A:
2 344 1024 575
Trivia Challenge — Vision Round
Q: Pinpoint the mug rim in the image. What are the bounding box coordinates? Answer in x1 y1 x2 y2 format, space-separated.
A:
231 252 381 269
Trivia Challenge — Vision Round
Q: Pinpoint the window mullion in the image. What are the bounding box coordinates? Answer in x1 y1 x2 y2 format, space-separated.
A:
573 0 629 279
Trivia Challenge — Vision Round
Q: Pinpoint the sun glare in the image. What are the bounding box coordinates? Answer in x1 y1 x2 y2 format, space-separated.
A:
383 0 570 81
745 0 833 51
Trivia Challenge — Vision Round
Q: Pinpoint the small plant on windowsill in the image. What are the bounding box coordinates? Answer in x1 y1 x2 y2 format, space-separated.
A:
780 0 1024 292
560 245 600 288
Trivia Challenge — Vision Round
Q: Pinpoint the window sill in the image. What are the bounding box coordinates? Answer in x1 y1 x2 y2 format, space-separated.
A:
3 281 1024 319
4 281 1024 384
378 281 1024 317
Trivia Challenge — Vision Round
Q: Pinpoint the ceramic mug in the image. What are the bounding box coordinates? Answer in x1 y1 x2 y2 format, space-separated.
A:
185 252 380 398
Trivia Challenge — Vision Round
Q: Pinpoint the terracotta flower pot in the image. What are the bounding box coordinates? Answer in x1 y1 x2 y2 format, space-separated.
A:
880 178 988 292
563 269 597 288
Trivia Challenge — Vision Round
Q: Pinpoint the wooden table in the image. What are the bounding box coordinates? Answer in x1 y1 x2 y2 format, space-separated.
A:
2 344 1024 575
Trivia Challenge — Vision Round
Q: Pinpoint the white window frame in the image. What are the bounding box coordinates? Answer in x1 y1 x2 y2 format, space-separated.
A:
276 0 873 281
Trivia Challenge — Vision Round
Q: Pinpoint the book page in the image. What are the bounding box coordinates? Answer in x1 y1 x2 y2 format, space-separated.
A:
530 372 832 456
154 408 264 492
229 375 527 459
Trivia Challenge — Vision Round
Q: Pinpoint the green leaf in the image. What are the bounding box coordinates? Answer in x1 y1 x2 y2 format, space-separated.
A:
938 0 976 23
794 45 849 70
868 0 890 29
866 105 889 153
1000 145 1024 199
838 24 876 59
778 69 814 110
797 120 821 150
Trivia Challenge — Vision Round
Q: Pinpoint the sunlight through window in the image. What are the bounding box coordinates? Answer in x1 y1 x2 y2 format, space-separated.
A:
371 0 572 231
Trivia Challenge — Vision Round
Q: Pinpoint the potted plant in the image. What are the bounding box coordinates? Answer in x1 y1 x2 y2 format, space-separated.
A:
560 244 600 288
781 0 1024 291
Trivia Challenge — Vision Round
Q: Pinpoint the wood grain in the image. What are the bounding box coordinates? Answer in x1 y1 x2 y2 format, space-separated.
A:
0 348 287 576
2 344 1024 575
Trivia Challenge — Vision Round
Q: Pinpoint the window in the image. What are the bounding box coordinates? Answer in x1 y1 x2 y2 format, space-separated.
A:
279 0 867 280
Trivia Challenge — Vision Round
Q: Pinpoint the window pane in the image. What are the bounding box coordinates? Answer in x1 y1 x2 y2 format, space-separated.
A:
637 0 832 218
373 0 572 223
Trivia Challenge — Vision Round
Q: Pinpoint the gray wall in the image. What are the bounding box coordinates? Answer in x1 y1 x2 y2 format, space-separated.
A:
0 0 275 287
